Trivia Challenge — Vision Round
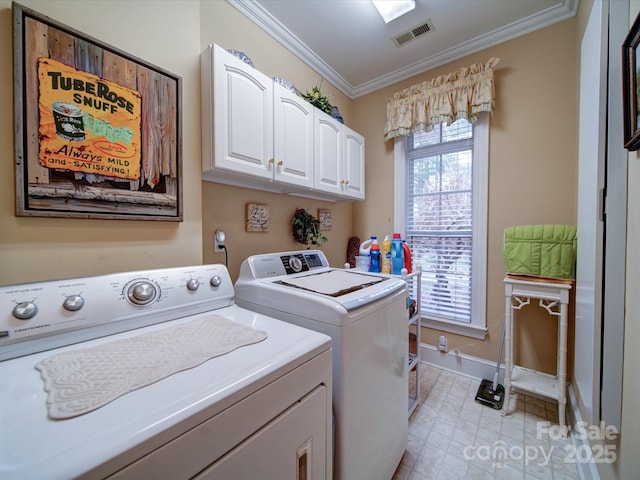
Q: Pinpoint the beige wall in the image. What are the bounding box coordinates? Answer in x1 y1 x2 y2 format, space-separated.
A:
0 0 203 285
351 19 579 368
199 0 354 280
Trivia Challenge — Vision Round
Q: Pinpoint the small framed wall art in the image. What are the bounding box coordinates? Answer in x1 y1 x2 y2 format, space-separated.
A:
318 208 332 231
245 203 270 232
13 3 183 220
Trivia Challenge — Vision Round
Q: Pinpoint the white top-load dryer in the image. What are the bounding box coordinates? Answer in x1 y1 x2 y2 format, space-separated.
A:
235 250 408 480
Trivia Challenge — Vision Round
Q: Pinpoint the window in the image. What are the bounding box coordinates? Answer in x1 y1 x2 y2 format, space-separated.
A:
394 115 488 338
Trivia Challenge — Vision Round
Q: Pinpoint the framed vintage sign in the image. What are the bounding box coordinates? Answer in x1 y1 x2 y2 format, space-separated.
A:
13 3 183 220
623 10 640 151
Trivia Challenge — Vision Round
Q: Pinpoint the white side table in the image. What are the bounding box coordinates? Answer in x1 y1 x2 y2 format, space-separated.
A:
503 275 573 426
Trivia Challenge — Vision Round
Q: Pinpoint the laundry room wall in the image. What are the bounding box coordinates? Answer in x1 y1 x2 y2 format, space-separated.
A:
0 0 203 285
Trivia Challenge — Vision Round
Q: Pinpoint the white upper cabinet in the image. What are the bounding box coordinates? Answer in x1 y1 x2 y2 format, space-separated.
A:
314 110 343 196
342 126 365 200
272 85 314 188
202 43 364 201
314 111 365 200
208 44 274 180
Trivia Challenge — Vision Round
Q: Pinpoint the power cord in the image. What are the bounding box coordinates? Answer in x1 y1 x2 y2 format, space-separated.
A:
221 245 228 266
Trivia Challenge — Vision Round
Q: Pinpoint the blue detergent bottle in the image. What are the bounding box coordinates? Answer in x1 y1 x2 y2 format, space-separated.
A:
369 236 381 273
391 233 404 275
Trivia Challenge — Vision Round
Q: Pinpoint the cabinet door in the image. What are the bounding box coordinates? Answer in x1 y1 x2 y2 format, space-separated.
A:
313 110 343 195
273 85 314 188
343 126 365 199
213 44 273 179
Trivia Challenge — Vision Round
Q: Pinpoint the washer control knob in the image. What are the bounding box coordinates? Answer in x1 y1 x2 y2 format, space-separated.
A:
127 282 156 305
187 278 200 291
289 256 303 272
13 301 38 320
210 275 222 287
63 295 85 312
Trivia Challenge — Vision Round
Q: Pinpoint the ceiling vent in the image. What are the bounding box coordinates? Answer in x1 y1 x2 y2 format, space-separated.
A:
393 19 434 47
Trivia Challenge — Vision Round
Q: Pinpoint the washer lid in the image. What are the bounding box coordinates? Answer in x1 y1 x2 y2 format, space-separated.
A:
275 270 386 297
268 269 406 312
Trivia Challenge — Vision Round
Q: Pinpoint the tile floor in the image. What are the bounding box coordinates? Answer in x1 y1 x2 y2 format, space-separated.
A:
394 364 580 480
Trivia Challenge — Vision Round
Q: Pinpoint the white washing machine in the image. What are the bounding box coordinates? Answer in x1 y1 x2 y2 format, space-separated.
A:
235 250 409 480
0 264 332 480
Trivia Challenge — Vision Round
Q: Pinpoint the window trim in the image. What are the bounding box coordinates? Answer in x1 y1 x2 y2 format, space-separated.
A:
394 114 488 339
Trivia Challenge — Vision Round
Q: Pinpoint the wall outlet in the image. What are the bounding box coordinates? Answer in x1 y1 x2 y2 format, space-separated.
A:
214 230 226 253
438 335 447 352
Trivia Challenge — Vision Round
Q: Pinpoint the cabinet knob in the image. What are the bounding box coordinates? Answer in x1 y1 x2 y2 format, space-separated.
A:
277 160 283 166
268 157 275 164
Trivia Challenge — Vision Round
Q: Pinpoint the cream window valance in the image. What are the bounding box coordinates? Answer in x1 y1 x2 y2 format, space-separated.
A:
384 58 499 141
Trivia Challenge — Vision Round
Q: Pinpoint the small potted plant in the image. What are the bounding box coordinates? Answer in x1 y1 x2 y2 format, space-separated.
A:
298 79 333 115
292 208 327 249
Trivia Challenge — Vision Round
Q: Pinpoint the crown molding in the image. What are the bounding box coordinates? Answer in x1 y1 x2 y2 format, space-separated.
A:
227 0 352 95
227 0 579 99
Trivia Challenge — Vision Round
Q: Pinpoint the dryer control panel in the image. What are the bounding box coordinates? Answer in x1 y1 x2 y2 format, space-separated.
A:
0 264 234 360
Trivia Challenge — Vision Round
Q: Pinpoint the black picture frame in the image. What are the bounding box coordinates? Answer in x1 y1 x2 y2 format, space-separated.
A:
623 10 640 151
13 3 183 221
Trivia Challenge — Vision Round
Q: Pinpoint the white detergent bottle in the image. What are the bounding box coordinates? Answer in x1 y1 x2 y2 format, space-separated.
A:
359 238 372 256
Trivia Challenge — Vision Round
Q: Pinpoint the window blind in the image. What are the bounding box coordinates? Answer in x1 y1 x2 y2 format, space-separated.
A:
406 121 474 323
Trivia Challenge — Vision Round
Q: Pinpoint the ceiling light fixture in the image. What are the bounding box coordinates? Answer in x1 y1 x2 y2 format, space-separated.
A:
372 0 415 23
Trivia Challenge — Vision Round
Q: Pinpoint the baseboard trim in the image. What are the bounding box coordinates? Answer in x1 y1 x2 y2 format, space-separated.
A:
419 342 504 383
566 383 600 480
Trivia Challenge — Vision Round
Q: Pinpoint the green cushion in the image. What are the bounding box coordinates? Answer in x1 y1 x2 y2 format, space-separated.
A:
503 225 577 279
